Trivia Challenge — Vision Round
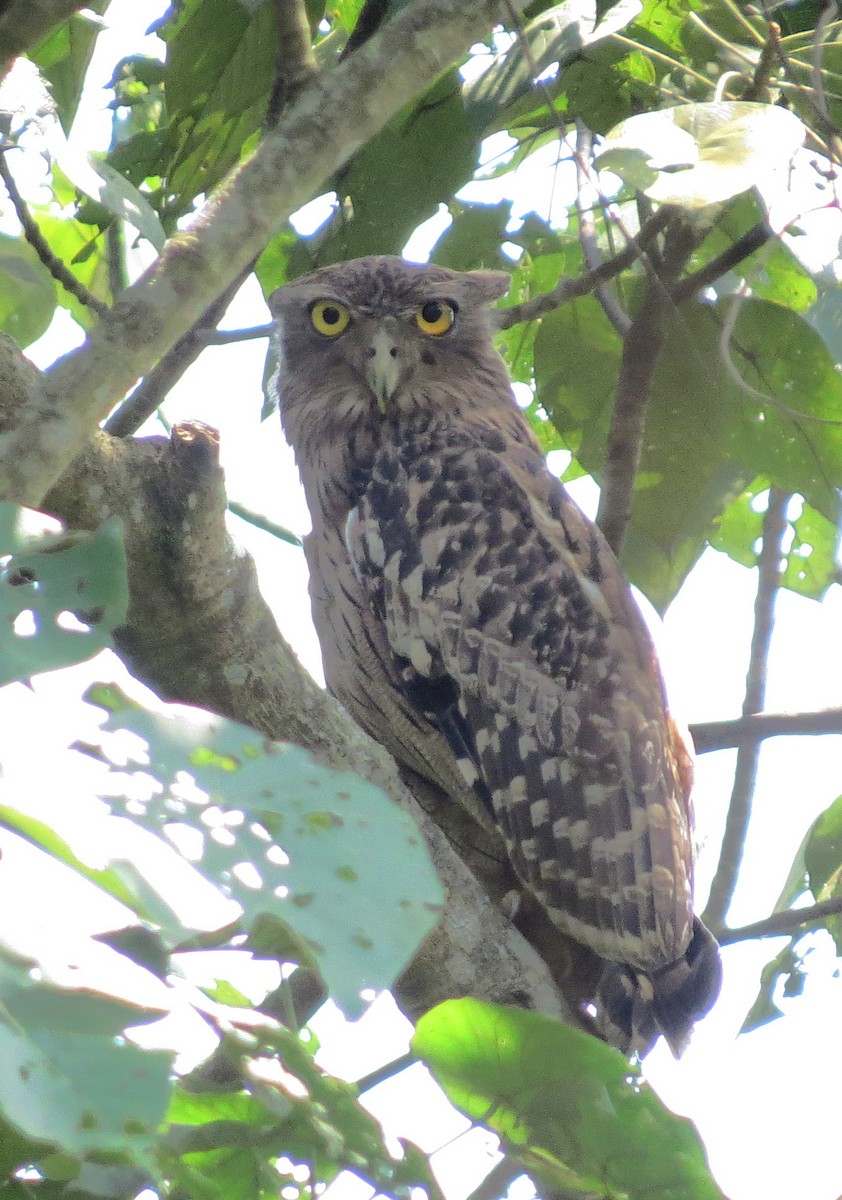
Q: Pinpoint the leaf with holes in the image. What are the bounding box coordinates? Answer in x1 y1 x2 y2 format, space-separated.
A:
86 684 444 1016
0 938 171 1165
0 505 128 685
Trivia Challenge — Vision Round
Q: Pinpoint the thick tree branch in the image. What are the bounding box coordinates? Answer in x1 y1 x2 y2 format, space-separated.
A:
596 219 698 556
691 708 842 752
0 0 90 78
0 0 532 509
717 897 842 945
703 488 790 929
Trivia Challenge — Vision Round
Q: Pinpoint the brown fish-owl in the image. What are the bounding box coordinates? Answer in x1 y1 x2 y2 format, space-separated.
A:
269 255 721 1054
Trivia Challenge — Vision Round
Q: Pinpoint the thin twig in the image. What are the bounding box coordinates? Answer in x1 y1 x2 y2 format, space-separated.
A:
354 1052 417 1093
227 500 302 547
595 218 698 556
104 276 247 437
464 1158 525 1200
339 0 391 59
573 121 631 337
197 324 273 346
671 220 773 304
702 487 791 929
0 148 109 318
743 21 781 101
691 708 842 753
497 209 671 329
718 896 842 945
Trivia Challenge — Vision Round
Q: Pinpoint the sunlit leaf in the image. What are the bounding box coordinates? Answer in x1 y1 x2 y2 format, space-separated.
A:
85 685 444 1016
597 103 805 208
415 999 726 1199
0 506 128 685
0 938 171 1164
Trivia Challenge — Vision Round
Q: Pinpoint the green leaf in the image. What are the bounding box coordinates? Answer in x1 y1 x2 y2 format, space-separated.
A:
805 794 842 900
0 507 128 685
414 999 726 1199
0 234 58 347
27 4 109 133
712 485 839 601
465 0 642 124
86 685 444 1016
160 0 277 214
430 201 512 271
597 102 806 208
740 942 799 1034
0 939 171 1164
28 212 111 326
535 294 842 610
296 72 478 264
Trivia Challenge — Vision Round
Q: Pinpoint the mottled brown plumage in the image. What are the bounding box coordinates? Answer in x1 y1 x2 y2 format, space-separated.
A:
269 255 721 1054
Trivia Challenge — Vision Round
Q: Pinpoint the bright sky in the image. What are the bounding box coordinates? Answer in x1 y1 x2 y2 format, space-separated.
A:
3 3 842 1199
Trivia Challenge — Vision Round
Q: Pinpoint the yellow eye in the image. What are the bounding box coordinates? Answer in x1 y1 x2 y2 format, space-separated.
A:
416 300 456 336
310 300 351 336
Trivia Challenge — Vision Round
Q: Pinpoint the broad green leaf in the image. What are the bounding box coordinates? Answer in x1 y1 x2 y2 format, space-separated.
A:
0 939 171 1164
597 103 805 208
297 73 478 265
804 794 842 900
686 192 817 313
0 234 57 347
86 685 444 1016
414 999 726 1200
160 0 276 214
535 294 842 610
27 4 109 132
0 506 128 685
431 201 512 271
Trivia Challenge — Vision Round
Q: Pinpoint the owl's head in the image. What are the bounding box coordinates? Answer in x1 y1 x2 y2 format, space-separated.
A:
269 256 510 455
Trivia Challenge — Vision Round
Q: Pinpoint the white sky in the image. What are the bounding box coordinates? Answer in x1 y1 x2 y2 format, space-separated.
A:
3 3 842 1199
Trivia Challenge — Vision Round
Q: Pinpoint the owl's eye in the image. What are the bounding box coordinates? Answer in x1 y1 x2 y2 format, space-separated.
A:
416 300 456 336
310 300 351 336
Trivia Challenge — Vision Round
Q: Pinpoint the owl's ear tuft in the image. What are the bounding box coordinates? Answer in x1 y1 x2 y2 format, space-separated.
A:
463 270 511 305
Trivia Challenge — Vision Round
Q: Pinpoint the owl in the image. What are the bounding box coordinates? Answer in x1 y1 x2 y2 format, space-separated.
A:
269 256 721 1055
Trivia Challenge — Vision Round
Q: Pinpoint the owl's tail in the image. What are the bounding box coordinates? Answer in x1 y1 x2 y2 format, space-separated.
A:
596 918 722 1057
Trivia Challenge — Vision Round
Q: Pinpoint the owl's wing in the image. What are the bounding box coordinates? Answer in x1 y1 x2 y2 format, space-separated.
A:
346 421 719 1052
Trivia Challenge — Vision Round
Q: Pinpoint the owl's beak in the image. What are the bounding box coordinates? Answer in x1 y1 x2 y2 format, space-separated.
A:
364 328 402 411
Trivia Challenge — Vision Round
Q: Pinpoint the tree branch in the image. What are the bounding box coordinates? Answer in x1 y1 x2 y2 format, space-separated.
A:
0 148 108 317
497 209 671 330
103 275 249 437
0 0 91 78
691 708 842 753
573 121 631 338
702 488 790 929
671 220 773 304
717 897 842 945
595 219 697 556
0 0 534 509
